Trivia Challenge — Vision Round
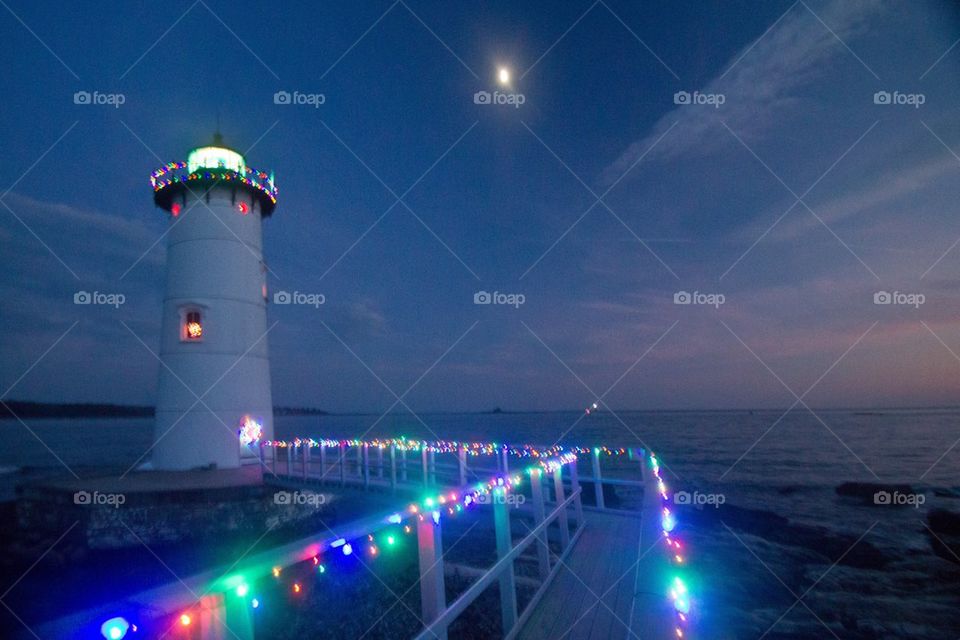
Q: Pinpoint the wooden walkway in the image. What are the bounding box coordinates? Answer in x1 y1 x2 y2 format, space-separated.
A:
517 511 645 640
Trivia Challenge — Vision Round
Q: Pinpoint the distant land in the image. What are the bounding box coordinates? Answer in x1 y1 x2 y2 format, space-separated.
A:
0 401 329 419
2 402 957 420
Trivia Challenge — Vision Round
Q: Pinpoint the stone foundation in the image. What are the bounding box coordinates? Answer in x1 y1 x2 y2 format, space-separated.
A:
15 469 334 550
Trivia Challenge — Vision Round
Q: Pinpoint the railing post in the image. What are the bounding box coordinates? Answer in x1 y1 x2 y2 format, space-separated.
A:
401 447 408 482
529 470 551 581
553 468 570 549
302 444 309 480
501 448 509 474
339 444 346 486
363 443 370 488
390 445 398 492
319 445 327 484
417 515 447 640
377 446 384 479
591 449 605 509
286 445 293 476
422 448 429 487
356 445 363 479
223 588 254 640
198 593 228 640
568 457 584 526
493 489 518 633
429 450 437 485
458 447 467 486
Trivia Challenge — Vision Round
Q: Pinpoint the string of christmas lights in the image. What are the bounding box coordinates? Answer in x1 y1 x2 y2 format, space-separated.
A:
261 436 629 460
649 451 695 638
97 443 697 639
97 449 577 639
150 161 279 204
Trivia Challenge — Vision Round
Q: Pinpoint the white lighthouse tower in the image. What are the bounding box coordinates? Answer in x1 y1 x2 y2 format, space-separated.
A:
149 136 278 470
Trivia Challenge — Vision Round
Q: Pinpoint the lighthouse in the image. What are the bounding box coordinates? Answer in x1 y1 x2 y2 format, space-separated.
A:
149 136 278 470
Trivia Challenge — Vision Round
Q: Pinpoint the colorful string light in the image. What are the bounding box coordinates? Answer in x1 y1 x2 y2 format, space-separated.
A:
648 451 696 638
150 161 278 206
98 441 695 637
238 415 263 446
99 617 130 640
262 436 629 461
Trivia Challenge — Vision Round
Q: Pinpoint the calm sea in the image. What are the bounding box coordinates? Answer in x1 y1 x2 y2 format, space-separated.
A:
5 408 956 482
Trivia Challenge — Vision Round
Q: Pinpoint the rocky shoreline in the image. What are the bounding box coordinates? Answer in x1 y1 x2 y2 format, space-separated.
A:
673 481 960 638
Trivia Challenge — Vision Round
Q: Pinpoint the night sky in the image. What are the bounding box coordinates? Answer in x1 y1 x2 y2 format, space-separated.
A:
2 1 960 412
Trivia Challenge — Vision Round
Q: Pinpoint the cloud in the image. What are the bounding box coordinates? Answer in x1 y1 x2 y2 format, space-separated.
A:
344 297 387 336
601 0 886 183
1 191 165 281
0 193 165 402
753 154 959 242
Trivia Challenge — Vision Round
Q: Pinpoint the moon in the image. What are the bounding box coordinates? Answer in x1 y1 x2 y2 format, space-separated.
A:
498 67 510 85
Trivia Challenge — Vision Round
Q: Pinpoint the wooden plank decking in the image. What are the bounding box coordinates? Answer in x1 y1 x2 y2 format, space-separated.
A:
516 510 645 640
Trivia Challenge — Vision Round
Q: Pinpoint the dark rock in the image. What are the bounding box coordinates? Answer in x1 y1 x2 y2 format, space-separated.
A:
928 509 960 534
932 487 960 499
835 482 917 505
926 508 960 565
679 503 891 569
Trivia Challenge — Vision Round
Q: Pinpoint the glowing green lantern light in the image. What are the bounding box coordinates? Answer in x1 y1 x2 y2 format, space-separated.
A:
100 617 129 640
187 146 246 174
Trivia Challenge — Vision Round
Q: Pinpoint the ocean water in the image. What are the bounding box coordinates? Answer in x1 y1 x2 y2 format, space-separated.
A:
3 410 959 637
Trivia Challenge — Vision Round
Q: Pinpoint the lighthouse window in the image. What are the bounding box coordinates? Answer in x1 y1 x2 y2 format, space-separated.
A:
183 311 203 341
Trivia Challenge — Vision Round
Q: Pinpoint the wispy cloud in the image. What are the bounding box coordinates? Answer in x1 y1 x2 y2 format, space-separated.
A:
1 192 166 278
746 154 958 242
601 0 886 183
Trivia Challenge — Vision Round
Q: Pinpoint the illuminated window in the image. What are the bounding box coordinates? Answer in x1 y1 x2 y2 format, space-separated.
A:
182 310 203 341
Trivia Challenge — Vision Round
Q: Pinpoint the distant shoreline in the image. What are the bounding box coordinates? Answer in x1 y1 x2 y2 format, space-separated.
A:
0 402 329 419
2 400 960 419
